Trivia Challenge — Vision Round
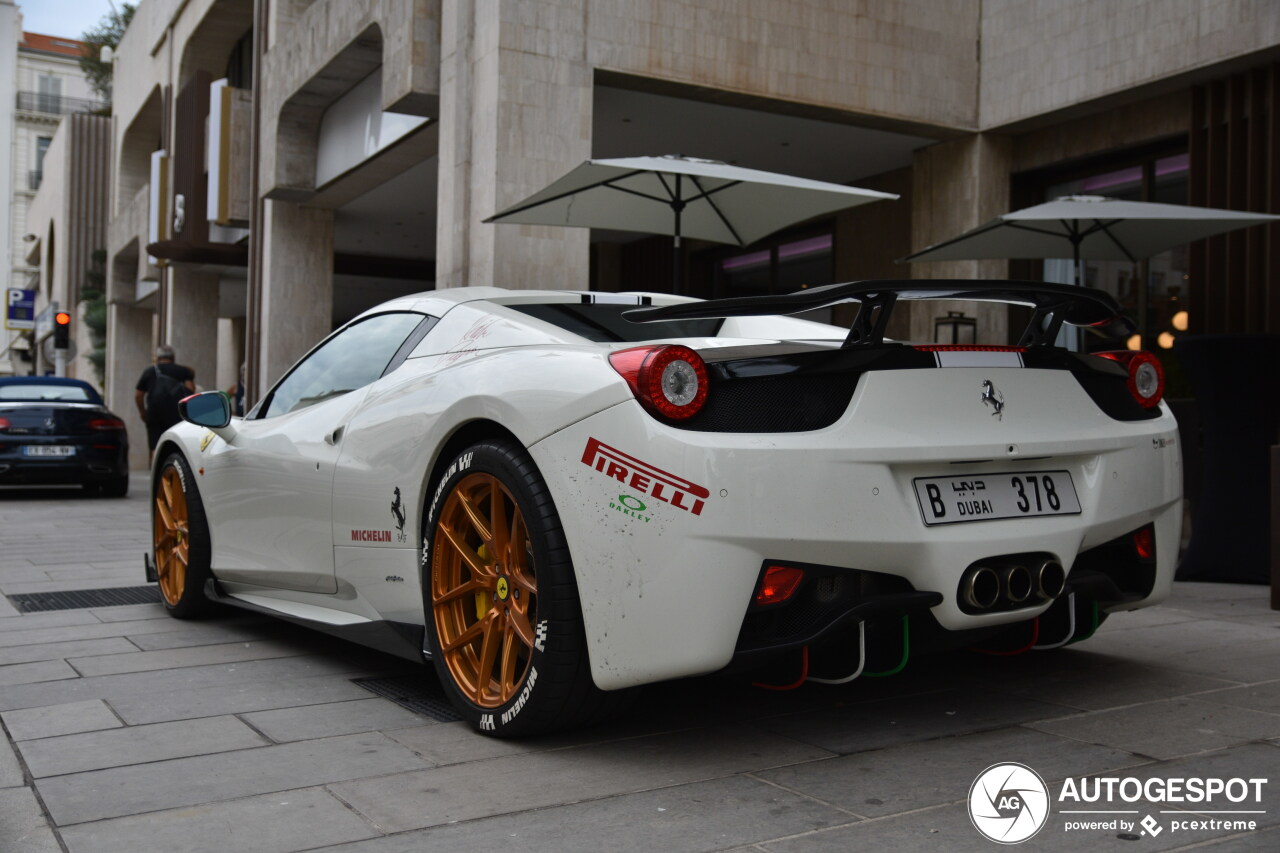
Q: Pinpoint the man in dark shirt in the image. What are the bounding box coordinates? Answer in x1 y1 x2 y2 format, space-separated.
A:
135 345 196 459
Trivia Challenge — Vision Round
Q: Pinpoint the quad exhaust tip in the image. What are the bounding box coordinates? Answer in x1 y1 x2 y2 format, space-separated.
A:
961 558 1064 610
999 564 1033 604
962 566 1000 610
1035 559 1066 600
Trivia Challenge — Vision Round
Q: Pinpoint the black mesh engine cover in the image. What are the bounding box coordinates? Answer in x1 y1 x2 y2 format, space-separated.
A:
678 373 859 433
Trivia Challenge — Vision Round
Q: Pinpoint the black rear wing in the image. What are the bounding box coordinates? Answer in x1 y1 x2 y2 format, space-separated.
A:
625 280 1133 348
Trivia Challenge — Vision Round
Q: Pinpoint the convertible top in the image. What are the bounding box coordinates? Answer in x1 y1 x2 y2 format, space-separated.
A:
626 279 1134 347
0 376 103 404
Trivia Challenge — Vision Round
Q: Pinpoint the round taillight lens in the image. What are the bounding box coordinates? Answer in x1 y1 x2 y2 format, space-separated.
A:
1096 350 1165 409
609 344 709 421
1126 351 1164 408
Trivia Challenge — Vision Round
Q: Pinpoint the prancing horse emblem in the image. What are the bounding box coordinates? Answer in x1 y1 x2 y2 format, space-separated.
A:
981 379 1005 420
390 487 406 533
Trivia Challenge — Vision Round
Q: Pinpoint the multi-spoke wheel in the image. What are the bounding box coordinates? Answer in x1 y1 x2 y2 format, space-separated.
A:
424 440 617 737
152 453 211 618
431 471 538 708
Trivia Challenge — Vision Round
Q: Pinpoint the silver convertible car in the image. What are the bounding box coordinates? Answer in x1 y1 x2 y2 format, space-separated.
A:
150 281 1181 736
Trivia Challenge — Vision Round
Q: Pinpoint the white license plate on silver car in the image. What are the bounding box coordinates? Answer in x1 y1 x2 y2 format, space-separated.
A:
913 470 1081 526
22 445 75 457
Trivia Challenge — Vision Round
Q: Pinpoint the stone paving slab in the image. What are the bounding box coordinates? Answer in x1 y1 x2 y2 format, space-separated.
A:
329 724 835 833
1 699 122 742
38 732 429 826
89 603 171 622
757 726 1151 819
18 714 268 778
67 638 315 677
0 611 101 633
1196 680 1280 714
0 617 236 651
57 786 380 853
1029 697 1280 760
951 649 1240 711
0 787 61 853
0 654 381 714
0 659 80 687
758 686 1079 755
0 732 21 788
319 774 856 853
0 637 139 667
242 697 431 744
108 673 385 725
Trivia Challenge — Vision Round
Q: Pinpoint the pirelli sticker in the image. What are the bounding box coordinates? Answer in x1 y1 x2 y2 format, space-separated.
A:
581 437 709 516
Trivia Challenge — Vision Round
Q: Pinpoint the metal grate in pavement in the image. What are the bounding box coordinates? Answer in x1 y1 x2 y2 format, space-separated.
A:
7 585 162 613
352 674 463 722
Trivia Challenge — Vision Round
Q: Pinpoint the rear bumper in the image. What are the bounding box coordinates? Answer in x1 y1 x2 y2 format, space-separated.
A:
531 366 1182 690
0 444 128 485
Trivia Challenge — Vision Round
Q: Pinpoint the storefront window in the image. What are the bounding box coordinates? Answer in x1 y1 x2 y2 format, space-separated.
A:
1042 152 1189 352
715 232 835 321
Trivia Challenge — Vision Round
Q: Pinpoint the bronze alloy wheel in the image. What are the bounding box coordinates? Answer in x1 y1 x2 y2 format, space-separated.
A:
153 465 190 606
431 472 538 708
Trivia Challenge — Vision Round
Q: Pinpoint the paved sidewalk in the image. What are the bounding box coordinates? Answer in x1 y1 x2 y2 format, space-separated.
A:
1 477 1277 852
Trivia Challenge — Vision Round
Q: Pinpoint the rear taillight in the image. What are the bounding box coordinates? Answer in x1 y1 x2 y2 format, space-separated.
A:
1133 525 1156 561
1096 350 1164 408
756 565 805 606
608 345 709 421
0 416 9 431
89 417 126 431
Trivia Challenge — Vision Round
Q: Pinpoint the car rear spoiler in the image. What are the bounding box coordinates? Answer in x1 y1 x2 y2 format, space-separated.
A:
625 279 1134 348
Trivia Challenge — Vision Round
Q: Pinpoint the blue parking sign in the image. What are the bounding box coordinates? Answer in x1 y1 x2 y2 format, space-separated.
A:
6 288 36 330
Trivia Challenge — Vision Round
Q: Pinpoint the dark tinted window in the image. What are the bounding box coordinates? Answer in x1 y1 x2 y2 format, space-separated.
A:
511 303 722 343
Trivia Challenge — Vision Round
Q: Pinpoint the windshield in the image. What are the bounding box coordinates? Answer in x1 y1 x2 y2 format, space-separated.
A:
511 303 723 343
0 384 95 402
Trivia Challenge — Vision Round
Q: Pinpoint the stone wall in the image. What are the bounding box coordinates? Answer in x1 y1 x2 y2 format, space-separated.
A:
980 0 1280 129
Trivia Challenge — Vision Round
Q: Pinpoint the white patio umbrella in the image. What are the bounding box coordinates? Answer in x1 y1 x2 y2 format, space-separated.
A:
901 195 1280 285
485 155 898 292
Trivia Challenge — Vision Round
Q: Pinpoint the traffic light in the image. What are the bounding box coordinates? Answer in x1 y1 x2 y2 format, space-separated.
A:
53 311 71 349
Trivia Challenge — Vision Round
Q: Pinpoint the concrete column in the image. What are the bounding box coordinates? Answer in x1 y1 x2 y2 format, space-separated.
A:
216 316 245 394
163 268 220 392
106 302 155 470
909 134 1013 344
436 0 591 291
259 199 333 389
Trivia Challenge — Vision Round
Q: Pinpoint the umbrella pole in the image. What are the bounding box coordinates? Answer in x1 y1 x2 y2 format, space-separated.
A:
672 175 685 295
1072 228 1083 287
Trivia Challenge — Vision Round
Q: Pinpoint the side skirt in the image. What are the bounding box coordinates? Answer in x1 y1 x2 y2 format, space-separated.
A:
202 579 426 663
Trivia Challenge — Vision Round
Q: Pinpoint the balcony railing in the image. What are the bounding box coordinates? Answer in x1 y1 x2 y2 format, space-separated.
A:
28 170 42 191
16 91 107 116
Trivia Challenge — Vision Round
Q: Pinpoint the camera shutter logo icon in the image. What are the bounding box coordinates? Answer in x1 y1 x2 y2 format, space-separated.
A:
969 762 1051 844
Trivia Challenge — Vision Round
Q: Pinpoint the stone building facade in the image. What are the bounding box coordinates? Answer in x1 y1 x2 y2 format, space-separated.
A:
101 0 1279 468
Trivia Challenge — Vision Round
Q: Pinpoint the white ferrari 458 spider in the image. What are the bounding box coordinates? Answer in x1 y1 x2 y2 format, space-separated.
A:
150 281 1181 736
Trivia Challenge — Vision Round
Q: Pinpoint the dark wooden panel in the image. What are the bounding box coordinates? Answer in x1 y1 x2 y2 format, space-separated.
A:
1190 64 1280 335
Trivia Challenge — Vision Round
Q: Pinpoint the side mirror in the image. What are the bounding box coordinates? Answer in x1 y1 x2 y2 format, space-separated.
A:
178 391 231 428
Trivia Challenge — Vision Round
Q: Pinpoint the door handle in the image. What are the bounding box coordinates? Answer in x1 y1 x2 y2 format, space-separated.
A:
325 425 345 445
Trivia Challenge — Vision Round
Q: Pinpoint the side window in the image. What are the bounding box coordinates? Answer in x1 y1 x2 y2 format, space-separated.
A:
260 313 424 418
